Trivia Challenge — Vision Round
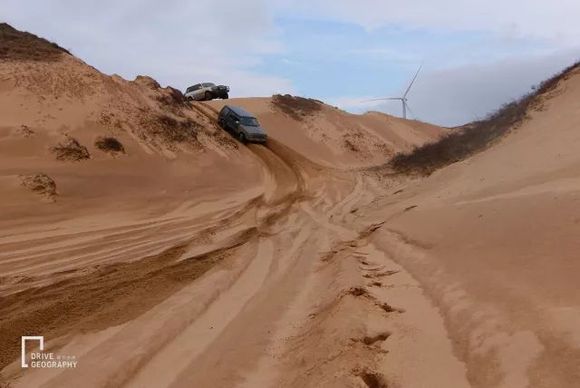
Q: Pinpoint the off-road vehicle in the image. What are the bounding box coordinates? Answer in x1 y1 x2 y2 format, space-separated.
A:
185 82 229 101
218 105 267 144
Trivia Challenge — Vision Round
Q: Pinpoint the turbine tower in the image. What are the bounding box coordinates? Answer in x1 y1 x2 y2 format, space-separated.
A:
366 64 422 119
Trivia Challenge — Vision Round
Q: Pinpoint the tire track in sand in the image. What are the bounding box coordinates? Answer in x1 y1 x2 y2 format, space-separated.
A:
2 106 309 385
124 238 275 388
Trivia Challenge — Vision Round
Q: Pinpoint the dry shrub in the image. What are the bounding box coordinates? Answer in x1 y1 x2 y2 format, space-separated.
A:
156 87 187 110
20 173 57 198
0 23 70 62
390 61 580 175
272 94 322 121
95 136 125 154
359 371 389 388
133 76 186 112
133 75 160 89
211 130 239 150
98 112 123 130
344 139 359 152
141 113 200 143
18 125 35 137
51 136 90 161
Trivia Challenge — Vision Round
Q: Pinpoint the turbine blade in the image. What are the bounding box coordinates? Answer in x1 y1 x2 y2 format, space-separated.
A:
403 64 422 98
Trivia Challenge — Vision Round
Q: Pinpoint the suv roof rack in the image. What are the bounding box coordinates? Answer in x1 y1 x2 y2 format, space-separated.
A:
227 105 254 117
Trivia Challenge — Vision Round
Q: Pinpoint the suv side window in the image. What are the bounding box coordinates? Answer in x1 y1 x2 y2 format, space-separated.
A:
228 111 239 124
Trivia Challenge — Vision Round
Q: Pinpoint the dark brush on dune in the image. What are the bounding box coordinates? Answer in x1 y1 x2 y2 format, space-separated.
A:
0 23 70 61
133 76 187 111
51 136 90 161
271 94 322 121
19 173 57 198
155 87 187 109
358 370 390 388
95 136 125 154
390 61 580 176
154 114 200 143
137 111 200 144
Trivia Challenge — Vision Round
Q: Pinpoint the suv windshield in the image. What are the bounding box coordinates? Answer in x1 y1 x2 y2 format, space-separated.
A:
240 116 259 126
203 83 216 87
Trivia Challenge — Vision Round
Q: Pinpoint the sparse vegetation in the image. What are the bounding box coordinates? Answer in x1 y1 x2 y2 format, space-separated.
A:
141 113 200 143
17 125 34 137
390 61 580 175
95 136 125 154
19 173 57 199
156 87 187 108
134 75 160 89
272 94 322 121
51 136 90 161
133 76 187 112
356 369 389 388
344 139 359 152
0 23 70 61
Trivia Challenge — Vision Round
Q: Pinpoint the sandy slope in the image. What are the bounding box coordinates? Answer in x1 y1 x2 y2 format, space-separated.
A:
1 24 452 388
2 138 466 388
365 65 580 387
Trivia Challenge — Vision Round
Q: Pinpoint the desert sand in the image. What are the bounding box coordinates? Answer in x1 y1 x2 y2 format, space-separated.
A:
1 23 579 388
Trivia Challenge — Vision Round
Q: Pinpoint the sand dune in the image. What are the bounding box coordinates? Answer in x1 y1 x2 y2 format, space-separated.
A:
367 64 580 387
1 23 579 388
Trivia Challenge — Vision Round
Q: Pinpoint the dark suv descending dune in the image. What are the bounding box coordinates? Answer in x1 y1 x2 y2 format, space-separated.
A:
218 105 267 144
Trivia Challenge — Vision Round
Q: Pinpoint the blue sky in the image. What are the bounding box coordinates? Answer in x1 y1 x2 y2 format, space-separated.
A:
1 0 579 126
258 19 428 97
258 17 554 98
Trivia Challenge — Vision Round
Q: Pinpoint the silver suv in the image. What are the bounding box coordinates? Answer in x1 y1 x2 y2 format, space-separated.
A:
185 82 229 101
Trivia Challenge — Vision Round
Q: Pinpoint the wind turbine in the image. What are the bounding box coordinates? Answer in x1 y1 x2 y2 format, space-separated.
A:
365 64 422 119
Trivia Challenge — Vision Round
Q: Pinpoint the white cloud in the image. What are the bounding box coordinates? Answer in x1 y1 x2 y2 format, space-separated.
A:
325 96 386 111
0 0 292 95
278 0 580 45
331 49 579 126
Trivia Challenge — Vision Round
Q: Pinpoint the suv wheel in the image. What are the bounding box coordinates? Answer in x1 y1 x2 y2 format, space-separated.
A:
205 91 212 101
222 92 229 99
238 132 246 143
